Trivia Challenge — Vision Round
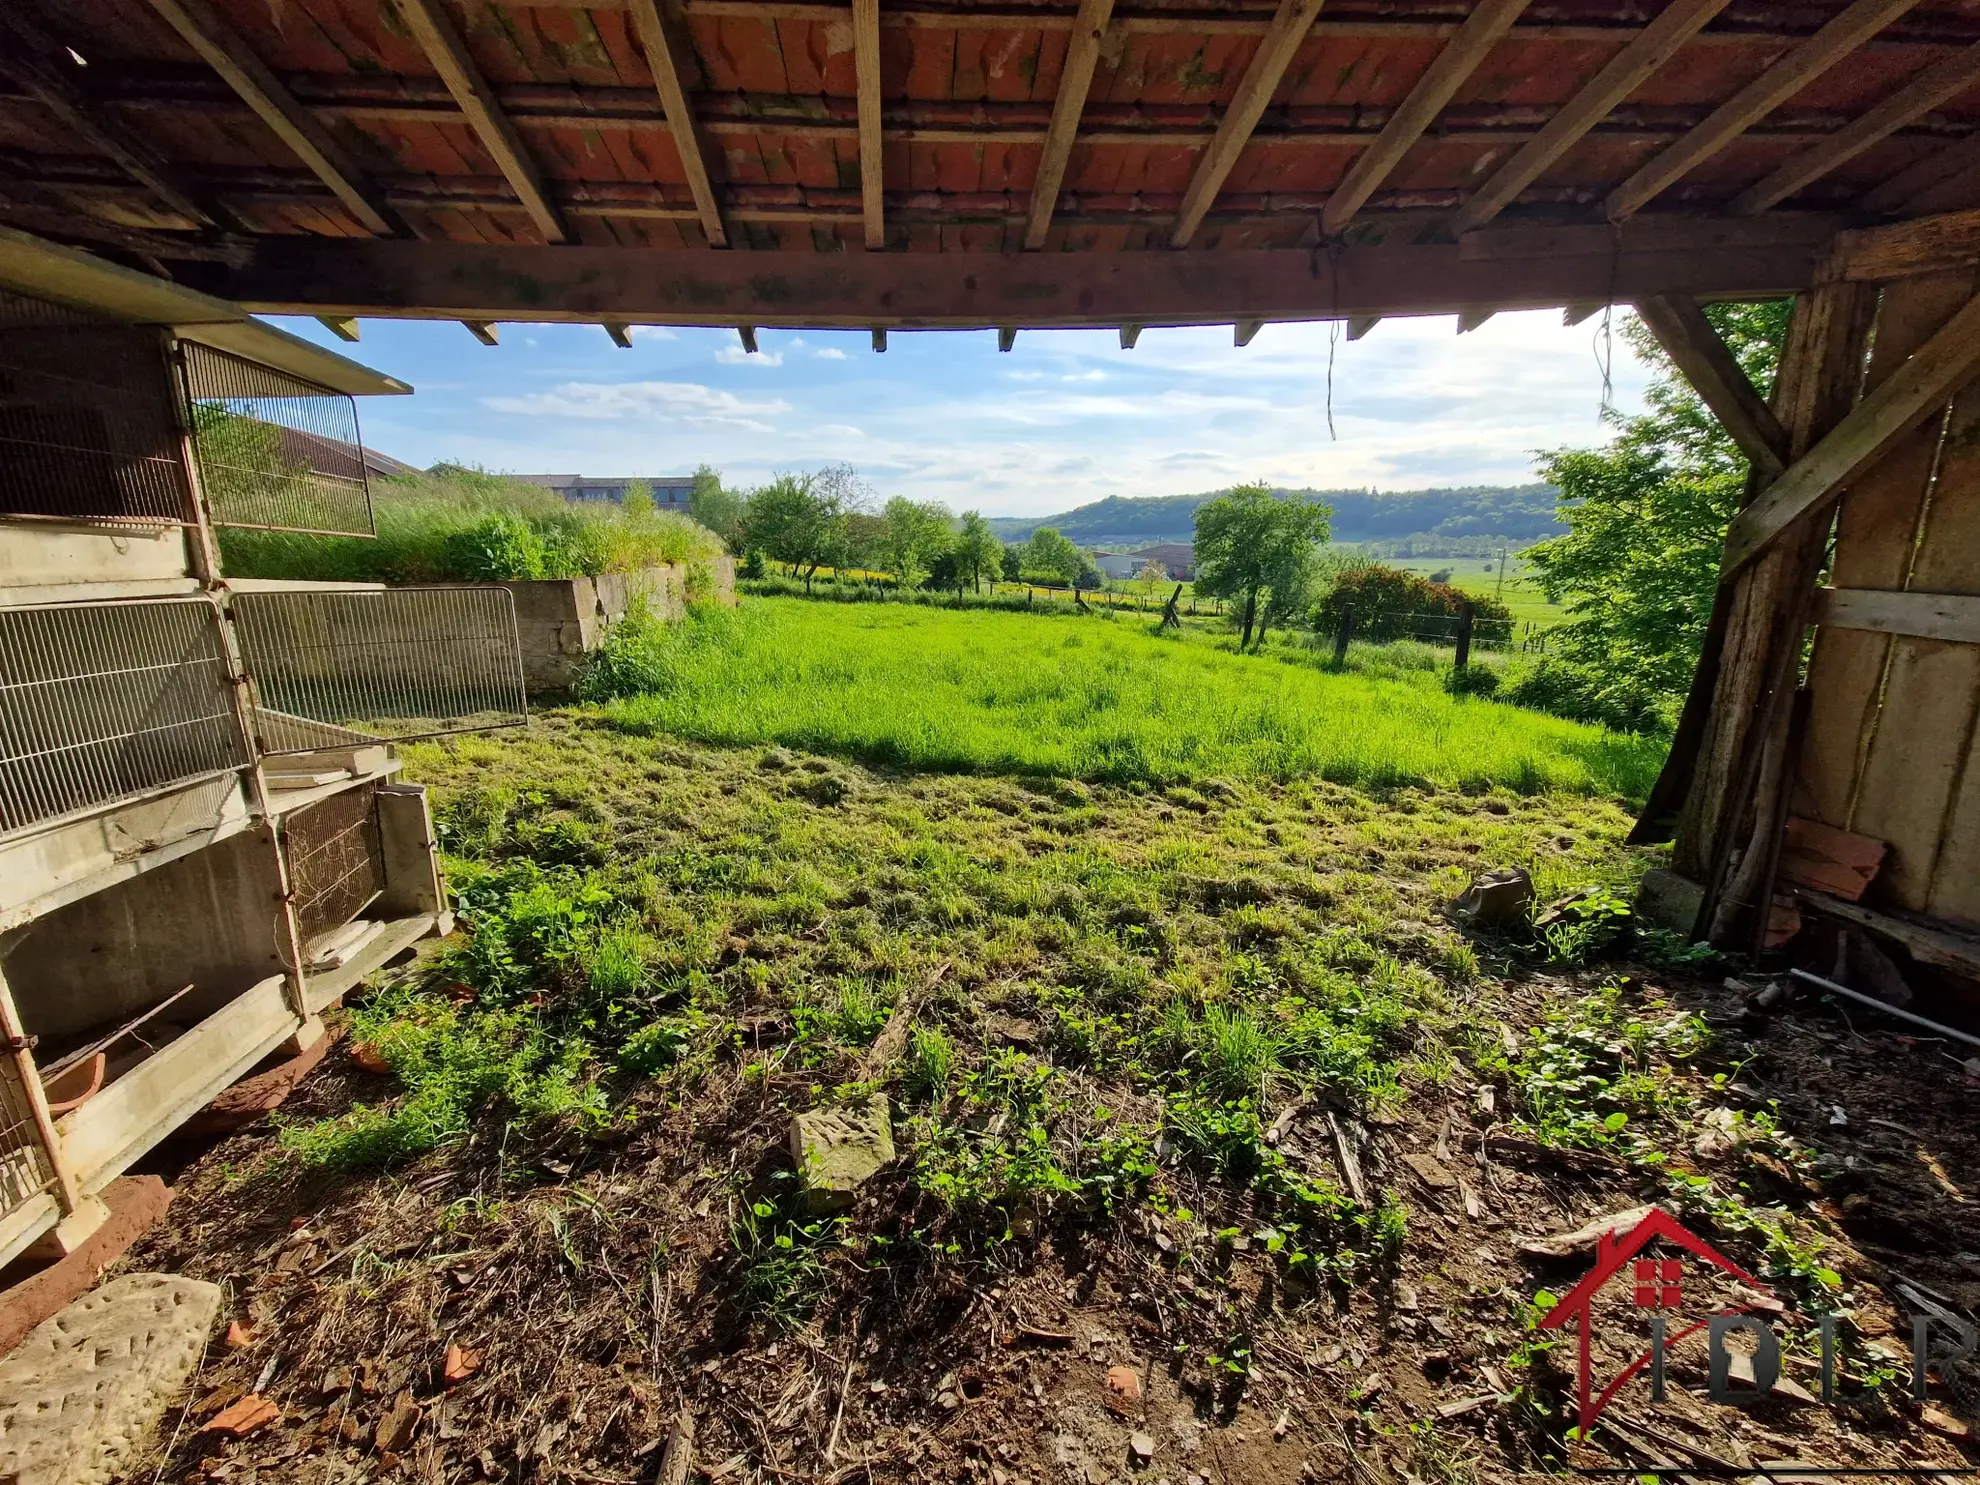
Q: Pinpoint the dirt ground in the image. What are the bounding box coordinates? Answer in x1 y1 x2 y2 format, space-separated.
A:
108 726 1980 1485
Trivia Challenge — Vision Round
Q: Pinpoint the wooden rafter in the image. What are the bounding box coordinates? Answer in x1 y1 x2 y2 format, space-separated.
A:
1456 307 1495 333
1860 134 1980 215
1833 206 1980 282
1169 0 1328 249
1635 294 1789 479
1450 0 1731 234
1721 292 1980 572
1604 0 1923 222
871 327 887 351
1118 324 1141 348
604 320 634 346
390 0 568 243
853 0 885 249
1731 41 1980 215
1346 315 1379 339
997 326 1018 350
627 0 727 247
462 318 499 343
1234 318 1263 345
145 0 398 236
317 315 360 341
1320 0 1529 237
1023 0 1115 250
0 11 218 229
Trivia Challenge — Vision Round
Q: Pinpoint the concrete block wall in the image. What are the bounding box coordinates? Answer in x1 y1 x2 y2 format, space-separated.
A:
503 556 736 694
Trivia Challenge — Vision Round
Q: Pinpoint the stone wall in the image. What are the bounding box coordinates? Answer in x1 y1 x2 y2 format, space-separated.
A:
502 555 734 694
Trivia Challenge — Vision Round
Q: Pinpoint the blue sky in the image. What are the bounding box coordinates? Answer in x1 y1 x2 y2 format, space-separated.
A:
272 309 1654 520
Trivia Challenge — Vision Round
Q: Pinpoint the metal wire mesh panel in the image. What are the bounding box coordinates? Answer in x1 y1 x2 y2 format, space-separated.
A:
232 587 527 747
180 342 376 536
0 1054 56 1221
286 783 384 942
0 288 195 525
0 598 250 836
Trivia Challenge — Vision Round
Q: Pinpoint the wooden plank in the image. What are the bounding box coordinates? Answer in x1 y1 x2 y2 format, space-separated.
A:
1169 0 1329 248
0 13 218 230
604 320 634 347
316 315 360 342
1778 815 1888 899
1458 213 1839 263
1792 886 1980 972
1118 324 1140 348
1320 0 1529 237
1817 586 1980 642
144 0 398 236
1730 41 1980 216
1797 272 1974 828
997 325 1017 351
1604 0 1923 223
462 318 499 344
737 325 759 352
627 0 729 248
1023 0 1115 250
1451 0 1732 234
1635 293 1790 480
1859 135 1980 217
1456 308 1495 333
167 235 1834 326
1835 207 1980 283
1720 292 1980 573
853 0 885 250
390 0 568 244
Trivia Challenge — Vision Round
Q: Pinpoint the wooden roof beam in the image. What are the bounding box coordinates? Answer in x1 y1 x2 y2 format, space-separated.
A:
145 0 398 236
1731 40 1980 215
1635 293 1788 479
1451 0 1731 234
317 315 361 341
1604 0 1923 222
1721 291 1980 572
0 11 220 229
1119 324 1141 348
1169 0 1328 249
854 0 885 249
1234 317 1263 345
1023 0 1114 250
627 0 727 247
1346 314 1379 339
1456 307 1495 333
872 327 888 351
1320 0 1529 237
997 326 1018 350
737 325 759 352
1563 302 1604 326
604 320 634 346
463 318 499 344
390 0 568 243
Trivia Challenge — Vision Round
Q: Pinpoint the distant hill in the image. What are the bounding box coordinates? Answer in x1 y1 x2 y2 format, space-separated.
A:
987 484 1564 549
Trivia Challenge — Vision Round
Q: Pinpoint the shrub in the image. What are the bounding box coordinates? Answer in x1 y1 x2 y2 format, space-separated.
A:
1311 564 1511 641
1502 656 1671 735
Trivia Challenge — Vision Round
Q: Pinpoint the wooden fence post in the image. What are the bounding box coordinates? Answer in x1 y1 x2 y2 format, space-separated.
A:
1454 602 1475 672
1333 603 1355 665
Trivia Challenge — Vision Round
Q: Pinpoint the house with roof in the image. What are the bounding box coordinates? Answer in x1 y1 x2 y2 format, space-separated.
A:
512 474 697 510
1129 543 1195 579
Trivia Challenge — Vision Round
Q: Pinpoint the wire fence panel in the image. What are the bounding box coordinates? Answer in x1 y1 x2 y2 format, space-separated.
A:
0 598 250 837
0 1052 56 1223
0 288 195 526
180 343 376 536
231 587 527 748
286 782 384 942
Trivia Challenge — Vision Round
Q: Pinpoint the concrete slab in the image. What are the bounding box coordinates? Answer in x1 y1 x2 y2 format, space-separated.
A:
0 1271 220 1485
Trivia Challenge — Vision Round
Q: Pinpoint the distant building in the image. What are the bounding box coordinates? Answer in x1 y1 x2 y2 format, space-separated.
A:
1091 550 1139 580
281 429 420 483
512 473 697 510
1130 542 1194 579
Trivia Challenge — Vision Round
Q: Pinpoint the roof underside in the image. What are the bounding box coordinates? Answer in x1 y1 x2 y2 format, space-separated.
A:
3 0 1977 326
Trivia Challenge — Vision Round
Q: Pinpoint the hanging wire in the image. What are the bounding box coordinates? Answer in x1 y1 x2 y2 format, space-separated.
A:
1596 304 1614 419
1325 318 1340 441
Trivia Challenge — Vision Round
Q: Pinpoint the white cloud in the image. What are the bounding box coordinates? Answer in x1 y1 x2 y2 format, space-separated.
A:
716 345 784 366
813 347 847 361
483 380 790 433
818 424 865 437
1061 369 1107 383
628 326 677 341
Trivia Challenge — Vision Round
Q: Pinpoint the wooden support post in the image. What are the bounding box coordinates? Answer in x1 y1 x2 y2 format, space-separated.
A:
1454 601 1475 671
462 319 499 345
998 326 1018 352
1119 325 1141 349
871 327 888 352
317 315 360 342
604 321 634 348
1333 602 1354 665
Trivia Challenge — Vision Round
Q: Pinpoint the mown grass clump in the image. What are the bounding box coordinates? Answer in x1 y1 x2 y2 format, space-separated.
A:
220 466 725 588
592 598 1664 798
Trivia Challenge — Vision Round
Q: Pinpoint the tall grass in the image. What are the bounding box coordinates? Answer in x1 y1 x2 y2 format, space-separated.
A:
219 466 725 585
592 598 1665 798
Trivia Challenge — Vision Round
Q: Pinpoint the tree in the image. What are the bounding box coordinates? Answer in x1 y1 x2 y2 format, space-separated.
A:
954 511 1005 592
1000 545 1022 582
879 497 954 589
1523 300 1791 732
621 479 655 517
689 464 747 550
1133 559 1168 596
1193 482 1333 649
740 472 843 592
1023 527 1086 585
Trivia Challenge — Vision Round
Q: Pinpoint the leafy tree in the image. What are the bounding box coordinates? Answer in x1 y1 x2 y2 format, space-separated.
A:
1000 545 1022 582
1023 527 1086 585
879 497 954 589
954 511 1005 592
689 464 747 550
1133 559 1169 596
1521 300 1791 732
741 473 844 593
1193 481 1333 650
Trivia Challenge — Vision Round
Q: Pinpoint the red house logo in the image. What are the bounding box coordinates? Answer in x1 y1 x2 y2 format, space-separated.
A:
1538 1206 1765 1433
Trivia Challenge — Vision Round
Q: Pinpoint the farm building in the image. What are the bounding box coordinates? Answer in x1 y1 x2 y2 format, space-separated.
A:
1130 544 1198 580
0 2 1979 1030
1090 551 1139 580
0 228 527 1268
511 472 698 508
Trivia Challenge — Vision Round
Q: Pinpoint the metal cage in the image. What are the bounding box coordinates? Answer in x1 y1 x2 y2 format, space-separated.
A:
0 1052 56 1224
0 288 196 527
180 343 377 537
286 783 385 943
231 586 527 748
0 598 251 837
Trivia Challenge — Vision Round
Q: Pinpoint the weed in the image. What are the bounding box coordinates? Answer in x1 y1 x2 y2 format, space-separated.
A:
903 1027 953 1102
730 1193 844 1328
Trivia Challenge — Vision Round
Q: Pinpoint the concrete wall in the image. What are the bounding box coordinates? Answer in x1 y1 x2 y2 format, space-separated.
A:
0 523 196 605
503 556 736 693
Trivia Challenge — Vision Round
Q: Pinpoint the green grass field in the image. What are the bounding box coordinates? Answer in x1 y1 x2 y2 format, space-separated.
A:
597 597 1661 798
